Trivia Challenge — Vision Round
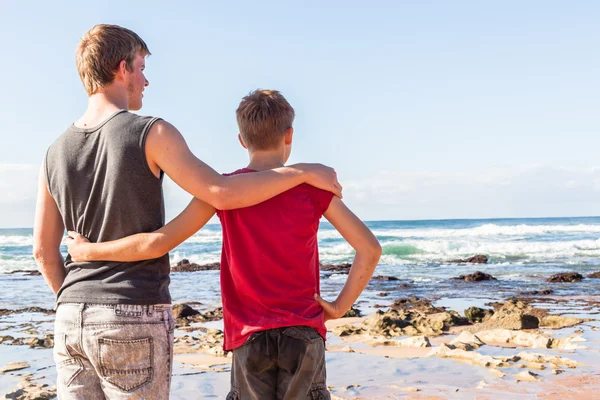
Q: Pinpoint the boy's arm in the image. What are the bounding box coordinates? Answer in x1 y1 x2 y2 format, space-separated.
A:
145 120 342 210
314 197 382 321
66 199 216 262
33 165 66 294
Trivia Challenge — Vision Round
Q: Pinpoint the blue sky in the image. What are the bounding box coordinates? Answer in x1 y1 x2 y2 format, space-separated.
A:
1 1 600 227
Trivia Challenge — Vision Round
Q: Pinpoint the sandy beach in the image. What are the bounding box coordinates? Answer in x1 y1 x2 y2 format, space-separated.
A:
1 270 599 399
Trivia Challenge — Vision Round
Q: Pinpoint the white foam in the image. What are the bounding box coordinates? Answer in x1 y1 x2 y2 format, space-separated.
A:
366 223 600 239
0 235 33 246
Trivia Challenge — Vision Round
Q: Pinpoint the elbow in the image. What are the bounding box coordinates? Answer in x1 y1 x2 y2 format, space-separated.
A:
202 186 229 210
147 236 170 259
32 242 45 264
360 240 382 270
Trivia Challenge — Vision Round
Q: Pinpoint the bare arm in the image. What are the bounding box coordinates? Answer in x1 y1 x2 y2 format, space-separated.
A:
66 199 216 262
314 197 382 321
145 120 342 210
33 165 66 295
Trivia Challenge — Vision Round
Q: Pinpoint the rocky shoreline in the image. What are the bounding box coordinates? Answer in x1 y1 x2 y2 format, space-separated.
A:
1 257 599 398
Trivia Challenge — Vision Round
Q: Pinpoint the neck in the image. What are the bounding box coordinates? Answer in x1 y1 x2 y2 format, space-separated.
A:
75 88 128 128
247 149 286 171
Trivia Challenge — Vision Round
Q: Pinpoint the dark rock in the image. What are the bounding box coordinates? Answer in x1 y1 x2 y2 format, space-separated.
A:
171 304 199 319
398 283 411 288
464 307 494 323
320 263 352 273
451 271 497 282
343 307 362 318
377 292 390 297
519 289 554 296
449 255 488 264
474 299 539 330
587 271 600 279
546 272 584 283
390 297 446 314
371 275 399 281
6 269 41 276
171 260 220 272
0 307 54 317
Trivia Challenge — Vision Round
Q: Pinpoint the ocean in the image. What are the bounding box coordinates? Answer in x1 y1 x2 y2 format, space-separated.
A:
1 217 600 310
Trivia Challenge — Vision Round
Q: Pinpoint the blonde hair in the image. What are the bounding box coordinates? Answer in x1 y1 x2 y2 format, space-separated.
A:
76 24 150 95
236 90 295 150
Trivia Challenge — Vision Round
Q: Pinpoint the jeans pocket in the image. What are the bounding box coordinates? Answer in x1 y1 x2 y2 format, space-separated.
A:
282 326 323 343
98 337 153 392
57 357 84 387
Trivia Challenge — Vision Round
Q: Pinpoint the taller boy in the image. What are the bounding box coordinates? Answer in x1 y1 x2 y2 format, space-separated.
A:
32 25 341 399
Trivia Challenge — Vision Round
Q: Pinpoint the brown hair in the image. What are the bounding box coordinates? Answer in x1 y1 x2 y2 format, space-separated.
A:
76 24 151 95
236 89 295 150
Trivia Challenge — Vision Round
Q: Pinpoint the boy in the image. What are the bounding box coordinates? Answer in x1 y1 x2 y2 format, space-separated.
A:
67 90 381 399
34 24 340 399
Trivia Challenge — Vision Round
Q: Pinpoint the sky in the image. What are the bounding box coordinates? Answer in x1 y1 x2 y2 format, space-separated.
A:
1 1 600 228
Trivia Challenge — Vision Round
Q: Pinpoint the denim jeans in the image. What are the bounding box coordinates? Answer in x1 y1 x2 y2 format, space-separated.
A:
228 326 330 400
53 303 174 399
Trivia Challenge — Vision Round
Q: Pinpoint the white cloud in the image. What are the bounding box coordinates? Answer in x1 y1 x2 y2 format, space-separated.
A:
2 163 600 228
0 164 39 228
342 164 600 221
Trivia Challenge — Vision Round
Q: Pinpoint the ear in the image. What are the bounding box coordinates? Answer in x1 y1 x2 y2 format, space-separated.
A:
238 134 248 149
284 127 294 145
115 60 128 81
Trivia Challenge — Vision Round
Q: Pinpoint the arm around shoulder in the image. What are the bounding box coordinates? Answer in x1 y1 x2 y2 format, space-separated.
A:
145 121 342 209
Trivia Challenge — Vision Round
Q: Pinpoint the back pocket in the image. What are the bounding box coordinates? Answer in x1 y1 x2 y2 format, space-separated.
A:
98 337 153 392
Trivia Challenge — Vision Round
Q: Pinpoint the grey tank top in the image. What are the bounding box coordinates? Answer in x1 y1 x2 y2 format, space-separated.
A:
45 110 171 305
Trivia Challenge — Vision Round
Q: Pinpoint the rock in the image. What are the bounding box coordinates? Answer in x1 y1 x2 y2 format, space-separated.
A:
464 307 494 323
0 362 29 373
320 263 352 273
342 307 362 318
171 260 220 272
377 292 390 297
546 272 583 283
517 352 579 368
587 271 600 279
550 334 587 350
540 315 583 329
171 304 199 319
331 324 366 337
6 269 41 276
552 369 564 375
0 307 55 317
474 299 539 330
519 289 554 295
371 275 399 281
475 329 550 348
449 255 488 264
5 375 56 400
450 331 485 349
397 336 431 348
489 369 506 378
389 297 446 314
428 343 514 367
401 387 421 392
451 271 496 282
515 370 540 382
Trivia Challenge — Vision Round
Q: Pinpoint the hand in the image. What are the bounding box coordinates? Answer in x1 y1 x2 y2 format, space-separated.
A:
64 231 91 262
314 293 345 322
299 163 343 198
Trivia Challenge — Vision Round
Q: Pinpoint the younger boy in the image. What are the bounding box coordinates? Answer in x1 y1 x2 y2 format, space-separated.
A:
67 90 381 399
